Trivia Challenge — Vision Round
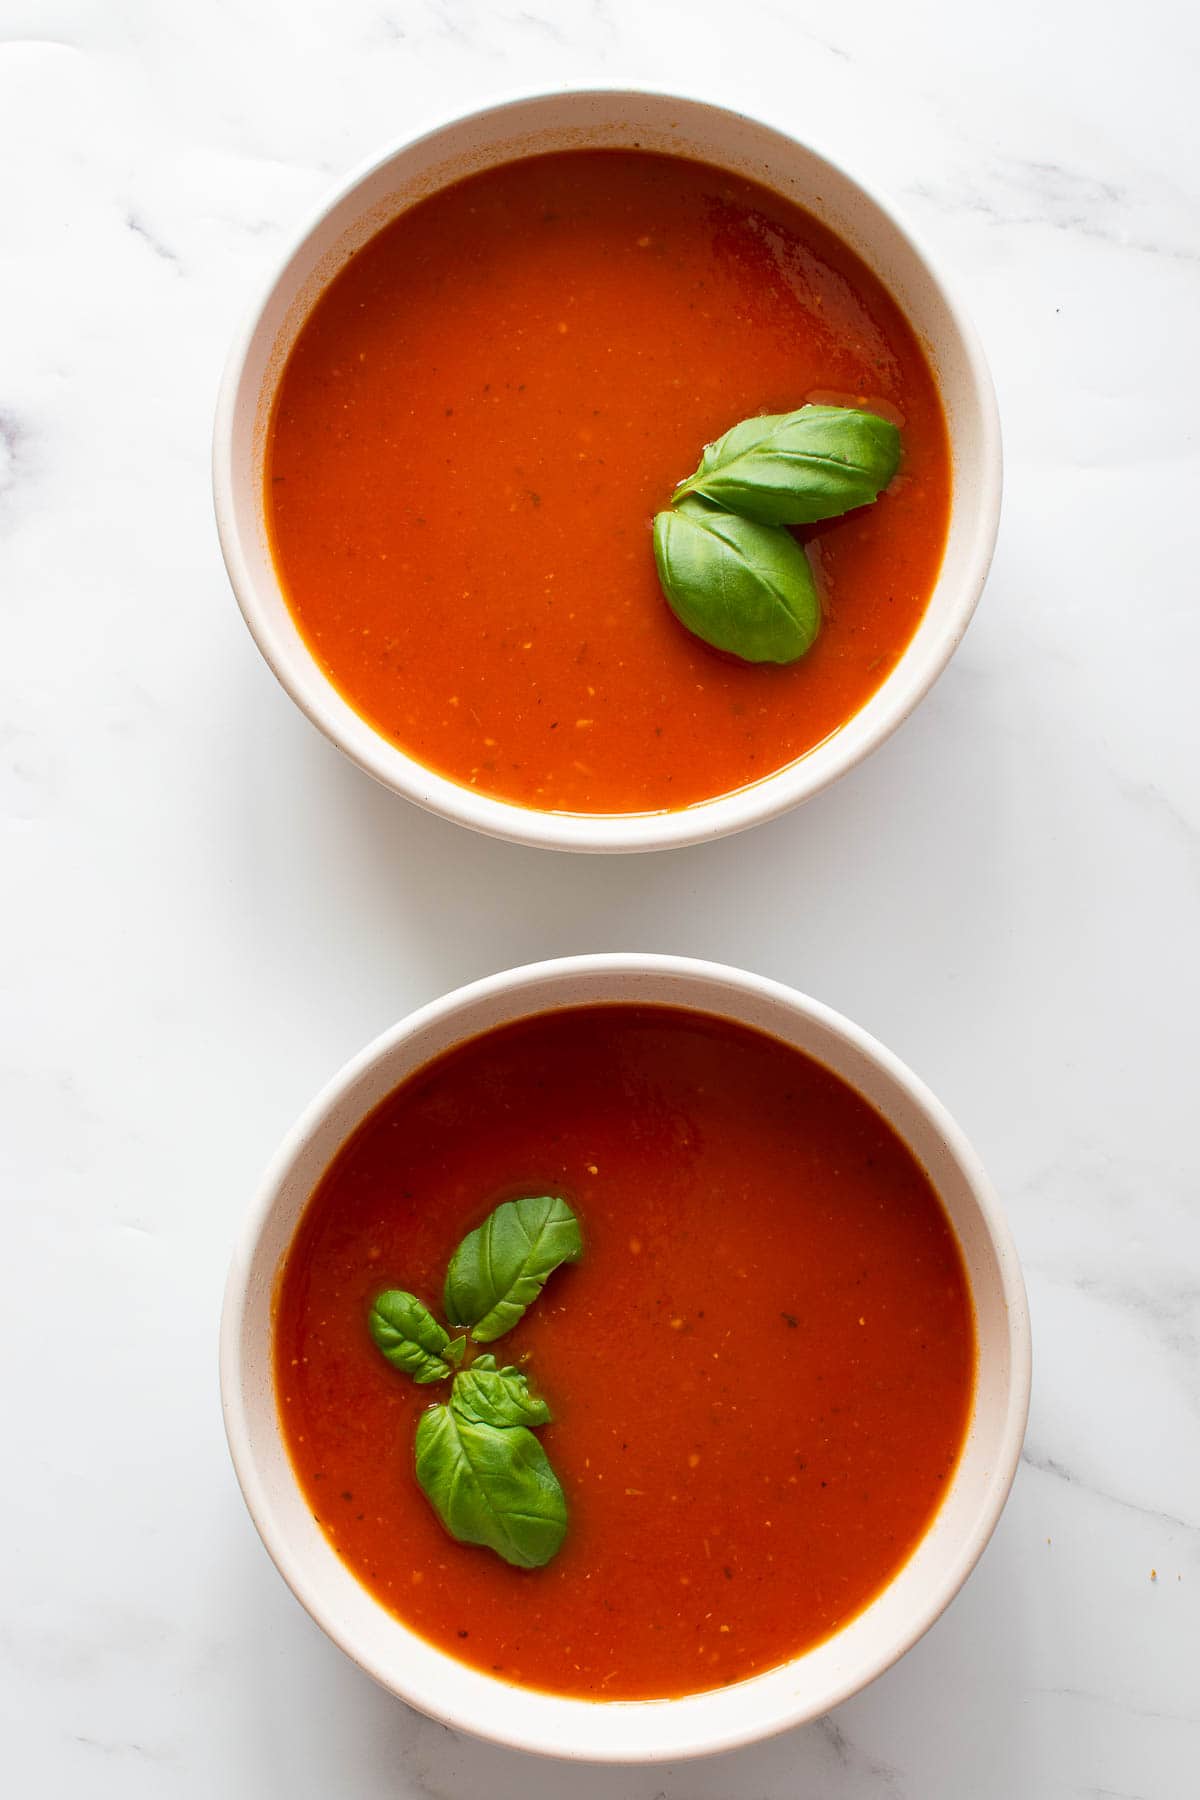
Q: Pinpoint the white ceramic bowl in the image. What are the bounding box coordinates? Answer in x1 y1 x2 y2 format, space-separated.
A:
213 87 1001 854
220 954 1030 1762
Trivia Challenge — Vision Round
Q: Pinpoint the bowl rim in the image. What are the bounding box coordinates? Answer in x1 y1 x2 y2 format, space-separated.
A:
219 952 1032 1762
212 82 1003 854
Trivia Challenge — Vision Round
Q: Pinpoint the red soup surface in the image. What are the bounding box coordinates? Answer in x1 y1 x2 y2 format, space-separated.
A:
267 150 951 814
275 1006 975 1700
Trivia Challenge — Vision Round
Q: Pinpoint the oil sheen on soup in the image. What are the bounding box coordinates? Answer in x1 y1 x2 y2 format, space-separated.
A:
275 1006 975 1700
266 151 951 813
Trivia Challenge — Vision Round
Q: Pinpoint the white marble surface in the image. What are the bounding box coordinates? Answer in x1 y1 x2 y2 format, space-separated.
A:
3 1 1198 1794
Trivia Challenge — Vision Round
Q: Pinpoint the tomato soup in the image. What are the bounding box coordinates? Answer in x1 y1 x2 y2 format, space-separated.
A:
266 151 951 813
275 1006 975 1700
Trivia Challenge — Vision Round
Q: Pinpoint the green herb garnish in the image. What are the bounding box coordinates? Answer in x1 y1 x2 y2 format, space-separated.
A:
368 1290 465 1384
368 1196 582 1569
414 1405 566 1570
672 404 901 526
653 497 820 666
449 1353 555 1428
444 1194 583 1342
653 402 902 665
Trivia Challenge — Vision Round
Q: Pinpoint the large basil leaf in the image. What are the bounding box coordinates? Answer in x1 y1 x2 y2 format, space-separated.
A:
653 497 820 664
450 1354 553 1429
673 404 901 525
368 1290 464 1385
414 1404 567 1568
444 1196 583 1343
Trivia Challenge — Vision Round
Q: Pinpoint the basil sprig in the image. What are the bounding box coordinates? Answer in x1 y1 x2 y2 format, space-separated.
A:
673 404 901 526
654 497 819 665
444 1194 583 1343
653 402 903 665
368 1290 465 1384
367 1196 581 1569
450 1354 554 1428
414 1406 567 1570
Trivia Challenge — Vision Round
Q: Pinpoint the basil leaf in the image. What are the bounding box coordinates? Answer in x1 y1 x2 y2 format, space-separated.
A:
368 1290 457 1385
444 1196 583 1343
414 1404 567 1568
653 497 820 665
450 1356 554 1429
673 404 902 525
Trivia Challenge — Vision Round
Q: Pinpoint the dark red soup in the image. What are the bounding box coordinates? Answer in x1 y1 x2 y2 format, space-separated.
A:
275 1006 975 1700
267 150 951 814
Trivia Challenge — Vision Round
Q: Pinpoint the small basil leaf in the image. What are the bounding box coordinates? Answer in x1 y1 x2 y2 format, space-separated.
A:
444 1196 583 1343
450 1362 553 1429
444 1335 467 1368
368 1290 454 1385
653 497 820 665
674 404 902 525
414 1404 567 1568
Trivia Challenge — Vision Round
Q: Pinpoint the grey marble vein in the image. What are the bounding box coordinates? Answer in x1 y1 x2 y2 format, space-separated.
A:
0 409 26 507
124 210 181 270
906 156 1200 267
1046 1687 1200 1731
816 1715 907 1794
1021 1450 1200 1537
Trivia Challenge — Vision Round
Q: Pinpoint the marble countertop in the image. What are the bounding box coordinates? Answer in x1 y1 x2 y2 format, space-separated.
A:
3 2 1198 1795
